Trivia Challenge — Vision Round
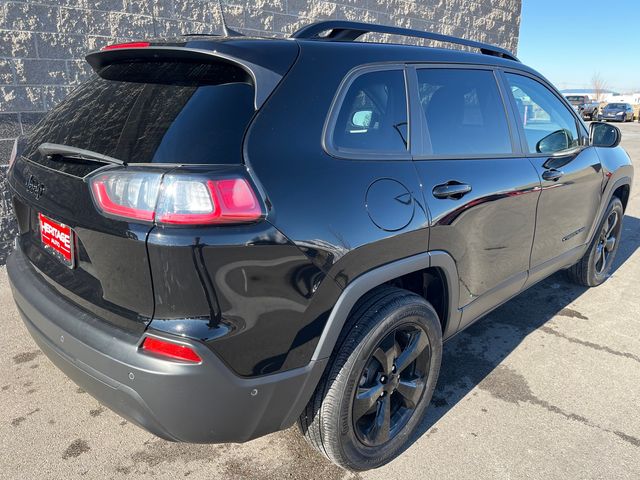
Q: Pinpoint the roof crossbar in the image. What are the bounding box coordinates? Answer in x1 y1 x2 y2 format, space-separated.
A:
291 20 519 62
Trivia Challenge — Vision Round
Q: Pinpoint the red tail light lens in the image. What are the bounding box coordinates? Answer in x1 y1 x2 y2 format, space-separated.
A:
141 337 202 363
216 179 263 221
89 170 263 225
101 41 151 51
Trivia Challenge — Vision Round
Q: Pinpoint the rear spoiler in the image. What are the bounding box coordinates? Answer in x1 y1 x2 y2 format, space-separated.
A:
85 46 282 110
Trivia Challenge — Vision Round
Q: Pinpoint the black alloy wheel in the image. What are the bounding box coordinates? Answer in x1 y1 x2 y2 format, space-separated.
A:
352 324 430 447
594 208 621 275
568 196 624 287
299 286 442 471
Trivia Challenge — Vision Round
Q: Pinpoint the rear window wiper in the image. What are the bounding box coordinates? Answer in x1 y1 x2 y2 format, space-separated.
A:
38 143 126 166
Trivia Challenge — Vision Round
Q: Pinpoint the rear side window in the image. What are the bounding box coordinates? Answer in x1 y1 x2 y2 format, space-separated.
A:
416 68 512 156
329 69 408 155
505 73 579 155
22 60 255 165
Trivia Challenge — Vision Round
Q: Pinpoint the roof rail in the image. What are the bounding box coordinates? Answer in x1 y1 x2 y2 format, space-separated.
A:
291 20 519 62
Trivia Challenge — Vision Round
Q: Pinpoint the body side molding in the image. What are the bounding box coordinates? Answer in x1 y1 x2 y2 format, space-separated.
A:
311 250 461 362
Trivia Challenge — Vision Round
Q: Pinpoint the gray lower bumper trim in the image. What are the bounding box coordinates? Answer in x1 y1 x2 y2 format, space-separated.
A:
7 248 326 443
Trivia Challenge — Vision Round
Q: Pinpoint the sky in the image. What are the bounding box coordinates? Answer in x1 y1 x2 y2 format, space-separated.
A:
518 0 640 93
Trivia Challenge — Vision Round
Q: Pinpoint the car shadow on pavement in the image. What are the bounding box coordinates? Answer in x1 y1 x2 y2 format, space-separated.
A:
410 214 640 445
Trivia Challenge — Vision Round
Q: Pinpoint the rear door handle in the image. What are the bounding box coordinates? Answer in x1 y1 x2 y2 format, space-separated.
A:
432 182 472 199
542 169 564 182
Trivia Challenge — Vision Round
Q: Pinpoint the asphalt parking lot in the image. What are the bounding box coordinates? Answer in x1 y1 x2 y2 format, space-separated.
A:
1 122 639 480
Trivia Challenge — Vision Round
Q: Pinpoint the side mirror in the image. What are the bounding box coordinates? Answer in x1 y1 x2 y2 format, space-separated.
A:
590 122 621 148
536 129 570 154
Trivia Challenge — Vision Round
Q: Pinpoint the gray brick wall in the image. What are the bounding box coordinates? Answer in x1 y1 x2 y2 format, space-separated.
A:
0 0 521 263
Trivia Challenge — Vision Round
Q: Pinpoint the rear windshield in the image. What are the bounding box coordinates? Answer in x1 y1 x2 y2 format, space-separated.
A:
22 60 255 165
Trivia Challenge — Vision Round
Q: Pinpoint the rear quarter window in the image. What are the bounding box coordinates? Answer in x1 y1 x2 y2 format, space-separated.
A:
327 68 409 158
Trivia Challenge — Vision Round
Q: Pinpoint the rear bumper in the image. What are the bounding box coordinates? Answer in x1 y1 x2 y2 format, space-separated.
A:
7 247 326 443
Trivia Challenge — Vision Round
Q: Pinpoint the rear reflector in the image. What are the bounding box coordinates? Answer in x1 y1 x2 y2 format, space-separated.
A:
89 169 263 225
141 337 202 363
101 41 151 51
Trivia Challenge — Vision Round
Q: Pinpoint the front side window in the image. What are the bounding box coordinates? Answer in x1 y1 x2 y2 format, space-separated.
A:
505 73 580 155
416 68 512 156
330 69 408 155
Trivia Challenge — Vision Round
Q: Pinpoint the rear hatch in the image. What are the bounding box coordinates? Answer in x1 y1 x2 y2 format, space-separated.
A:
8 40 295 333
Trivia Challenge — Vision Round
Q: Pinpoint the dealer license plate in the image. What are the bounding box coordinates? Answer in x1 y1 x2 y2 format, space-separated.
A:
39 213 74 268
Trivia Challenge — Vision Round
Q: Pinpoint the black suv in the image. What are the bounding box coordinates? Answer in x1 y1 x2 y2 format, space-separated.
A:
6 21 634 471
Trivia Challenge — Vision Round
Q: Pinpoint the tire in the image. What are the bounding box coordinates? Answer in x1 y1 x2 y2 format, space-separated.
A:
567 197 624 287
298 286 442 471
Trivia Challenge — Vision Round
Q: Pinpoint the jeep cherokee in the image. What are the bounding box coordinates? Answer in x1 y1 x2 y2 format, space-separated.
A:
6 21 633 471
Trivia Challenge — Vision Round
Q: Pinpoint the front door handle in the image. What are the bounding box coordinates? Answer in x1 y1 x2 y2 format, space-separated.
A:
542 169 564 182
432 182 472 199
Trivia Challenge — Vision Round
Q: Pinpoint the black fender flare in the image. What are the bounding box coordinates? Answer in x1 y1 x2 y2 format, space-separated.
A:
586 175 633 246
310 250 461 362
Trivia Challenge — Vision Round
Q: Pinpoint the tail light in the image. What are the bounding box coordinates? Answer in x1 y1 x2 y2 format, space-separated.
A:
141 337 202 363
89 169 263 225
90 170 160 222
156 176 261 224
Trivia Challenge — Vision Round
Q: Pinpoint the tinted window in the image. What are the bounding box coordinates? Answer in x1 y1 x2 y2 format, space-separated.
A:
416 69 512 156
23 61 255 165
505 73 579 155
331 69 408 154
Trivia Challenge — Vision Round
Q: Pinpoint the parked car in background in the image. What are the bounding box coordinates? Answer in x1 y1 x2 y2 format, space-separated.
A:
565 95 600 121
599 103 635 122
5 20 634 471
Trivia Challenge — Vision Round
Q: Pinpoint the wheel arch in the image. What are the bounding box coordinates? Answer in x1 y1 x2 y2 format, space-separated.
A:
612 182 631 211
591 174 633 238
311 251 461 362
